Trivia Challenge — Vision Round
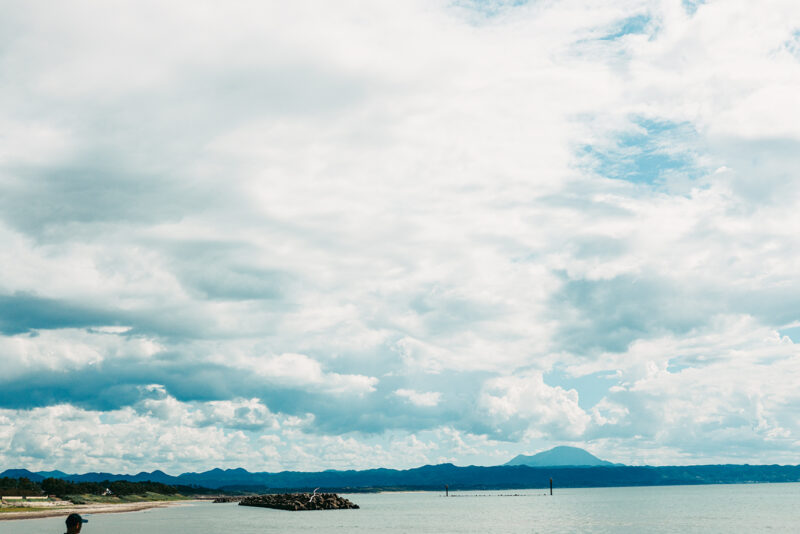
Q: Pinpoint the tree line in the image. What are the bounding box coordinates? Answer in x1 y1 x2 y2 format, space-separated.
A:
1 476 183 498
0 476 41 496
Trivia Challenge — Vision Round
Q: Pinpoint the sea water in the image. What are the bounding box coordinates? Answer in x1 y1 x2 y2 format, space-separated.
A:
4 484 800 533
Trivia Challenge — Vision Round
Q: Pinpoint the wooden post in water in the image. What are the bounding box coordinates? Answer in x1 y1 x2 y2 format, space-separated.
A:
445 484 449 497
549 478 553 496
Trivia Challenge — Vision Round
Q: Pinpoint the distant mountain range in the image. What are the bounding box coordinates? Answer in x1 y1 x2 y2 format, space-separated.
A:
505 446 620 467
4 447 800 491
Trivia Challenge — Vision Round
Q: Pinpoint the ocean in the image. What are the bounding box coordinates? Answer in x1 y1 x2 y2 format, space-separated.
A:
5 483 800 533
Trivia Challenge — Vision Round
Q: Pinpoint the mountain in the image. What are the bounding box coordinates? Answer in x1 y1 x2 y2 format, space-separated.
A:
35 470 69 479
178 467 255 487
5 461 800 491
504 446 616 467
129 470 178 484
0 468 44 481
6 464 800 490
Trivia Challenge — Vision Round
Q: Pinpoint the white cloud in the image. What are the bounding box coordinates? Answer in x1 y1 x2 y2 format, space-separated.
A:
0 328 161 381
480 372 591 440
217 352 378 396
394 388 442 407
574 315 800 463
2 0 800 469
135 389 279 431
2 403 246 473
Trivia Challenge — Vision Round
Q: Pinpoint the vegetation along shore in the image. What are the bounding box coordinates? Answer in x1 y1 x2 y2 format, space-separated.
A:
0 476 206 521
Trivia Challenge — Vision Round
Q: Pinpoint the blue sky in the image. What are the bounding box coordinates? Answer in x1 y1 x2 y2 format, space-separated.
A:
1 0 800 474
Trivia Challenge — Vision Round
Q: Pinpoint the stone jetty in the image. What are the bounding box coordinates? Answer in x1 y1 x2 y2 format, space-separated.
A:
239 493 359 511
212 496 243 503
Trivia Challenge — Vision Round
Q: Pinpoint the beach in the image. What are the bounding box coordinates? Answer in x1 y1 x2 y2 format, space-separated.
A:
0 499 200 521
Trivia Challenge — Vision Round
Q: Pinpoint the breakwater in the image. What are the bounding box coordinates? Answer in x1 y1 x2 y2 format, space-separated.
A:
239 493 359 511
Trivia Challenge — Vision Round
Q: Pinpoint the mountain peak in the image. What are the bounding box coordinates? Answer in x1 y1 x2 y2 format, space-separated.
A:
504 446 616 467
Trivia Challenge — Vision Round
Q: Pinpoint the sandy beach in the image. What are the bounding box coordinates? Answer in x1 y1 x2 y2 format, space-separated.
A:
0 500 201 521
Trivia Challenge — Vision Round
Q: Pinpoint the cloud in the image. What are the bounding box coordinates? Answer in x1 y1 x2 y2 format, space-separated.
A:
0 400 505 472
1 0 800 471
134 387 279 431
218 352 379 396
2 403 255 473
0 327 161 382
0 292 127 334
479 372 591 440
394 389 442 407
571 315 800 463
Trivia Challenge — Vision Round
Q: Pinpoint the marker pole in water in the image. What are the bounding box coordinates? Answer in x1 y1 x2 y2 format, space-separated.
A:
445 484 449 497
549 478 553 496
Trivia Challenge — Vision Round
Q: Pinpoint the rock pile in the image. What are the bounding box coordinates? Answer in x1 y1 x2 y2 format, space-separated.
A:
239 493 359 511
212 496 243 503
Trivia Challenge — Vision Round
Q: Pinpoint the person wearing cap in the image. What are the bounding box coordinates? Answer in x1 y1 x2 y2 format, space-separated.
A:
65 512 88 534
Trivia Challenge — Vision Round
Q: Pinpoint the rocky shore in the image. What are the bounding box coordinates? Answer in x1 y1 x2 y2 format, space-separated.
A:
239 493 359 511
212 496 242 503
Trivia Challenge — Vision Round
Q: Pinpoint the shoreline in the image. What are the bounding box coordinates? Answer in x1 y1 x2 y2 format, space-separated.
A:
0 499 201 521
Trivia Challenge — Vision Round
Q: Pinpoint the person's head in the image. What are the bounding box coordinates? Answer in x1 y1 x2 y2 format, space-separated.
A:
65 513 88 533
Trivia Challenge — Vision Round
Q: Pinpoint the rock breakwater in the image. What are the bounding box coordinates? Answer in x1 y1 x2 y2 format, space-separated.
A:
239 493 359 511
212 497 243 503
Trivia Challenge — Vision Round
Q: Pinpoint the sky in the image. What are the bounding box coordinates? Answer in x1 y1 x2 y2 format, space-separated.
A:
1 0 800 474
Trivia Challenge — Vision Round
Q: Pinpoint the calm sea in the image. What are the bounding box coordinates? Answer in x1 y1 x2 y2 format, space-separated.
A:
5 484 800 533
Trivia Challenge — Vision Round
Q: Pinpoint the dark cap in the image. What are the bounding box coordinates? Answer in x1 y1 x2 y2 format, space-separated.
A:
66 513 88 527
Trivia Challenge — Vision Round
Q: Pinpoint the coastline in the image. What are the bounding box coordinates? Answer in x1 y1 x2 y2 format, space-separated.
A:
0 499 201 521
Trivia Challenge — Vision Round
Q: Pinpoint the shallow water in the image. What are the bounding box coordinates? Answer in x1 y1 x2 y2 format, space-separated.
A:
5 483 800 533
